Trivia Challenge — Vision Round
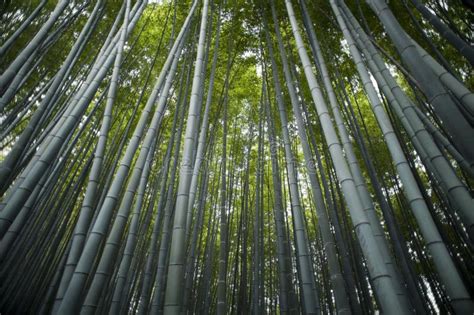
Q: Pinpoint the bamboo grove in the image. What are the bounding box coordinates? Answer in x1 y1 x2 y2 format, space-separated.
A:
0 0 473 314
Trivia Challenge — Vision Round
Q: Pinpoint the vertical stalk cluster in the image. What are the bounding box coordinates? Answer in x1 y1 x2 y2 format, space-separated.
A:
0 0 472 314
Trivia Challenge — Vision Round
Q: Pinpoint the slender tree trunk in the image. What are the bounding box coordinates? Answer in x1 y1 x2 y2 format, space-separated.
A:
410 0 474 65
163 0 207 313
365 0 474 167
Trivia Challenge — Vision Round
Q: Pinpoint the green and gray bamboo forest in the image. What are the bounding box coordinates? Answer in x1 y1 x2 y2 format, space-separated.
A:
0 0 473 313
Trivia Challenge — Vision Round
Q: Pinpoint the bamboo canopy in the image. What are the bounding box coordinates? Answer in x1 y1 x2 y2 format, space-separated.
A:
0 0 473 314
